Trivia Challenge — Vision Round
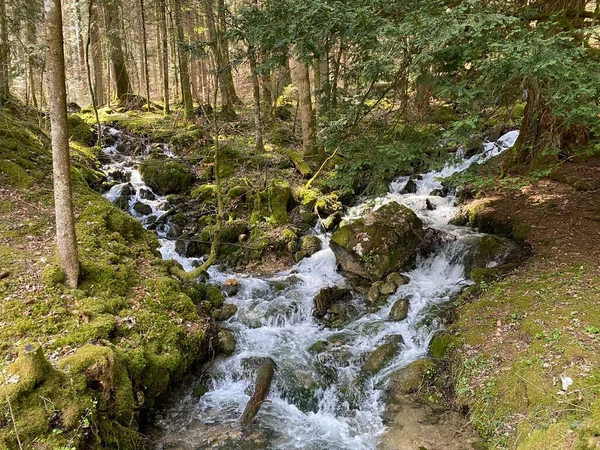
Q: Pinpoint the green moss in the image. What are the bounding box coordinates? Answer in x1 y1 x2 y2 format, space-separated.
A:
68 114 94 145
429 333 452 359
139 159 193 195
41 263 66 286
268 181 292 226
0 159 35 188
191 184 217 202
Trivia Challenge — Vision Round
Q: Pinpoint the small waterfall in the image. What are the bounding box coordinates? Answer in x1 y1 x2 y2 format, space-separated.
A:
99 127 519 450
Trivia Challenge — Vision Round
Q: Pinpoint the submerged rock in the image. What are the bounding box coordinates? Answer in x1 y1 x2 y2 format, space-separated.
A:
133 201 152 216
331 202 424 282
313 286 352 317
114 183 135 210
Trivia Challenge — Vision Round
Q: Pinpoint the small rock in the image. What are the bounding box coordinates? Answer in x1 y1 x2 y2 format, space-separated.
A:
388 359 435 401
222 278 239 297
301 235 322 256
322 212 342 232
386 272 409 288
380 280 397 296
314 286 352 317
402 179 418 194
133 201 152 216
139 188 156 200
212 303 238 321
426 199 436 211
294 250 307 262
362 335 403 375
368 281 385 304
217 329 236 355
429 189 447 198
389 297 410 321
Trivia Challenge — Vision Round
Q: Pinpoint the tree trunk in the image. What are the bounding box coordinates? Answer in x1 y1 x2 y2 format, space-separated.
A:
261 55 273 125
203 0 236 119
248 46 264 152
172 0 193 118
290 56 317 156
217 0 240 106
44 0 80 289
140 0 151 109
90 3 105 106
240 361 275 428
158 0 170 114
0 0 10 104
104 0 132 100
313 55 322 117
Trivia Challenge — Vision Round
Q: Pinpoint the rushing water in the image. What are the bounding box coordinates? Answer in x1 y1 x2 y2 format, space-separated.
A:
100 129 519 450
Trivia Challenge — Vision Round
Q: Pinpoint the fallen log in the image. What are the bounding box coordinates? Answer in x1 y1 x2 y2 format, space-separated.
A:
240 360 276 428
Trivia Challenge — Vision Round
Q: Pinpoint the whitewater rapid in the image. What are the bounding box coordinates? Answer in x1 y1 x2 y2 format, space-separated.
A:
100 129 519 450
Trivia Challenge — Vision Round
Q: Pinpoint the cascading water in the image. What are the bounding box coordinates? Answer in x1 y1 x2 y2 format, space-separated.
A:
99 128 519 449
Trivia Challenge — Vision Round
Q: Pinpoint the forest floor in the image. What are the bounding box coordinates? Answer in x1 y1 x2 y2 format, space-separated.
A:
437 155 600 449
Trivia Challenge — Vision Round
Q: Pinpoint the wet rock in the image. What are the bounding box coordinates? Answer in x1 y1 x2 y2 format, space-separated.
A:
362 335 404 376
216 329 236 356
426 199 436 211
314 286 352 317
107 169 131 183
294 250 307 262
388 359 435 401
138 188 156 200
269 275 301 292
241 356 276 375
380 280 398 296
330 202 424 282
387 272 409 288
222 278 239 297
322 212 342 232
301 235 322 257
114 183 134 210
133 201 152 216
308 340 329 354
368 281 386 304
429 188 447 198
282 370 321 412
166 223 183 239
389 297 410 321
402 178 418 194
212 303 238 321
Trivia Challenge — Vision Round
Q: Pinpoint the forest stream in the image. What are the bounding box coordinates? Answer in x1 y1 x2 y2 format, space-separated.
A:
101 128 519 450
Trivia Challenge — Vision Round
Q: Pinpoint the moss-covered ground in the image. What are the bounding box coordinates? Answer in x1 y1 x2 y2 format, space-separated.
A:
0 102 220 449
434 154 600 449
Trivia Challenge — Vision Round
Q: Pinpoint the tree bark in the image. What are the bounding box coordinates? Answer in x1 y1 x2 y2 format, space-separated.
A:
140 0 151 109
172 0 193 118
0 0 10 104
158 0 170 114
248 46 264 152
90 3 105 106
103 0 132 100
290 56 317 156
44 0 80 289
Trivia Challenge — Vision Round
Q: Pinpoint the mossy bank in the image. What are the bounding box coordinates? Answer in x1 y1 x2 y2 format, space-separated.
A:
0 102 225 449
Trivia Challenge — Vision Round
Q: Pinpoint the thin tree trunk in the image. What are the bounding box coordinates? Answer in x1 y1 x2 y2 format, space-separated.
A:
261 52 273 124
104 0 132 100
158 0 170 113
290 56 317 156
86 0 102 145
217 0 240 106
248 46 264 152
167 5 180 103
140 0 151 109
313 55 322 118
44 0 80 289
0 0 10 104
90 3 105 106
172 0 193 118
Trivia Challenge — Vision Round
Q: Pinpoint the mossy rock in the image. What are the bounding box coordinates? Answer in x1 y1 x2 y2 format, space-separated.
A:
389 297 410 321
139 159 192 195
301 235 322 256
362 335 404 376
191 183 217 202
388 359 435 401
68 114 94 145
199 220 249 244
268 181 293 226
330 202 424 281
429 332 452 359
217 329 236 355
285 149 312 178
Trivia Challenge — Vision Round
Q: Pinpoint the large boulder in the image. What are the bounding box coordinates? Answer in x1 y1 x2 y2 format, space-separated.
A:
330 202 424 282
139 159 192 195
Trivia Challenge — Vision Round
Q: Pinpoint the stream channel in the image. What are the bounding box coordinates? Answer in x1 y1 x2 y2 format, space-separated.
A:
100 128 519 450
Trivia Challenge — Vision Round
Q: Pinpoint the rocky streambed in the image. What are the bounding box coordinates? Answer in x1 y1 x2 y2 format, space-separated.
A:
99 128 525 449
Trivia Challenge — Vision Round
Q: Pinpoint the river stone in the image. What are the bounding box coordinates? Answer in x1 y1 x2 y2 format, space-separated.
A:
216 329 236 356
314 286 352 317
114 183 135 210
301 235 322 256
139 188 156 200
139 159 192 195
212 303 238 321
389 297 410 321
402 178 418 194
387 272 409 288
429 188 447 198
222 278 239 297
362 335 404 376
107 169 130 183
330 202 424 282
388 359 436 402
133 201 152 216
322 212 342 232
380 280 397 296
